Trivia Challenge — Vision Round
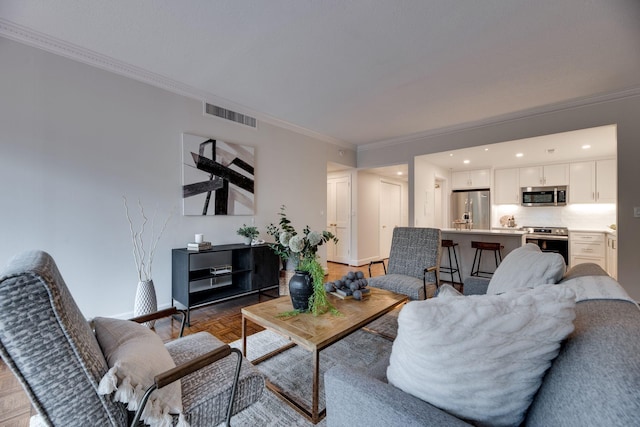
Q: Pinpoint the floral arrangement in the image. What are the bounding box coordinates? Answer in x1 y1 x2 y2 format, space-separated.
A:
267 205 339 316
267 205 337 266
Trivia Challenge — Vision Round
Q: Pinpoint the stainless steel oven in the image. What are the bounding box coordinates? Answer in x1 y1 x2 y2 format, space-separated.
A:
524 226 569 265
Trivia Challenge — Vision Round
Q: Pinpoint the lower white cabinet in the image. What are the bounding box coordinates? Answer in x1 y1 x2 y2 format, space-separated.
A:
606 234 617 279
569 231 606 270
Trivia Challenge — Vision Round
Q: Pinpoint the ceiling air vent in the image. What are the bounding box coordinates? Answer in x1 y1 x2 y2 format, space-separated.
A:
204 102 257 128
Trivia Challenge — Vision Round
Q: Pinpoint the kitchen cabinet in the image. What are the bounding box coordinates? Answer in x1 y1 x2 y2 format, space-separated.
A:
452 169 490 189
606 233 617 279
595 159 616 203
569 231 606 269
519 164 568 187
569 159 616 203
494 168 520 204
172 244 279 324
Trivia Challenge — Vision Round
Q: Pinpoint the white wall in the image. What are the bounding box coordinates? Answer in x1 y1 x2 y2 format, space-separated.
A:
0 38 355 318
359 94 640 300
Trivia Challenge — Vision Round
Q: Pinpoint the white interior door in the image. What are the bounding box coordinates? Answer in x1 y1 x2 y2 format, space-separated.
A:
327 176 351 263
379 181 401 259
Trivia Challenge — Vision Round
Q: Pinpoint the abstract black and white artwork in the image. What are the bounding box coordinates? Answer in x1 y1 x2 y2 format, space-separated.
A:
182 133 255 215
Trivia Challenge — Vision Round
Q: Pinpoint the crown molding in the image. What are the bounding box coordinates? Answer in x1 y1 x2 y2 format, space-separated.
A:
358 86 640 152
0 18 355 151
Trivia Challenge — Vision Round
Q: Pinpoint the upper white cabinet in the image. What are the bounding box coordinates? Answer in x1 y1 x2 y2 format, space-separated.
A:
452 169 490 189
595 159 616 203
519 164 568 187
494 168 520 204
569 159 616 203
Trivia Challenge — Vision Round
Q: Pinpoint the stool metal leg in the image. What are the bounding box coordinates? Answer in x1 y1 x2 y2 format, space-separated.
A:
452 245 462 284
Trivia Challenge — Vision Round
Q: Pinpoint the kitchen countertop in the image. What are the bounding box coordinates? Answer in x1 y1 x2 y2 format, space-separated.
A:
441 228 528 236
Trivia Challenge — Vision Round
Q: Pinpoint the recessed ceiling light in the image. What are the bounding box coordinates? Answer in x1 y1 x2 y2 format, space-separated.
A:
582 144 591 149
484 148 489 151
449 153 454 157
463 160 470 164
516 153 524 158
396 171 403 176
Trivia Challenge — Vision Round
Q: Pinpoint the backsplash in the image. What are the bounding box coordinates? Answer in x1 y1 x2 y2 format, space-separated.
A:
492 204 616 230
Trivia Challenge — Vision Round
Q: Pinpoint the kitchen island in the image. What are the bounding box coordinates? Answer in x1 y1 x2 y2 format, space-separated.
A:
441 228 527 282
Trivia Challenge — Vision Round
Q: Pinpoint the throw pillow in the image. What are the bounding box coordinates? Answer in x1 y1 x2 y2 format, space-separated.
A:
94 317 185 427
487 243 566 294
387 285 576 427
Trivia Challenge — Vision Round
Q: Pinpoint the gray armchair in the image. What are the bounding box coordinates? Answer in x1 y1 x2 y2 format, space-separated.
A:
0 250 264 426
368 227 441 300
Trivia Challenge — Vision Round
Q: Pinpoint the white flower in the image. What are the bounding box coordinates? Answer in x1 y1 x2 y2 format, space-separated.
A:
307 231 322 247
279 231 292 246
288 235 305 253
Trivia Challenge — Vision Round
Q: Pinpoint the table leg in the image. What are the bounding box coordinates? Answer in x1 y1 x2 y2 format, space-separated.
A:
241 315 247 357
312 349 320 424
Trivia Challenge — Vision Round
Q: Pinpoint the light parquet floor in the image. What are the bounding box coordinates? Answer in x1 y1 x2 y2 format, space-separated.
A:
0 262 386 427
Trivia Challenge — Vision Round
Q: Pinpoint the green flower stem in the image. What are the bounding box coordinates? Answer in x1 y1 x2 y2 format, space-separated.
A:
300 258 340 317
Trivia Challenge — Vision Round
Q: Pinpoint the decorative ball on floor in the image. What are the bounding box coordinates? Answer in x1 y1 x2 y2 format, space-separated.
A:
324 270 370 300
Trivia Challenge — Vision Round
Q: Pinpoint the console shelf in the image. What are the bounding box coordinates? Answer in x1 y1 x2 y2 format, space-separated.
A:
172 244 279 324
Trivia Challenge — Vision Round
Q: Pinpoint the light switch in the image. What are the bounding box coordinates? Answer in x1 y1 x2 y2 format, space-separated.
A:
634 207 640 218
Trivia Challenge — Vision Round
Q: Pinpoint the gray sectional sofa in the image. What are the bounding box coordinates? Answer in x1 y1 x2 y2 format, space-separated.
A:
325 262 640 426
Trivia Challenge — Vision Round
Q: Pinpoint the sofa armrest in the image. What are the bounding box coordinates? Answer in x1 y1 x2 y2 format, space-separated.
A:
559 262 608 282
325 365 470 427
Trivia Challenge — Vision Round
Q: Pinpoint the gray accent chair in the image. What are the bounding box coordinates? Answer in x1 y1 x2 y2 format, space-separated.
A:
368 227 441 300
0 250 264 426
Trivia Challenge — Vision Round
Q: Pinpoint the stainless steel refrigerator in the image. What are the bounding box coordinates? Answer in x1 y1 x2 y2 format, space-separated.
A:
451 189 491 230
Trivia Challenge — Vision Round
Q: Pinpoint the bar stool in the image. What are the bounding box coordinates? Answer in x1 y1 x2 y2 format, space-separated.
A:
470 241 503 278
440 240 462 285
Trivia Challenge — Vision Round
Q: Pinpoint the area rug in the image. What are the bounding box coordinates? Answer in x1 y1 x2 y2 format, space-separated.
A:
223 312 398 426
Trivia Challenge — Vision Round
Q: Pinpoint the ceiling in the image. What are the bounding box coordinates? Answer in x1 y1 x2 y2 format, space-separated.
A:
332 125 616 180
1 1 640 149
421 124 617 171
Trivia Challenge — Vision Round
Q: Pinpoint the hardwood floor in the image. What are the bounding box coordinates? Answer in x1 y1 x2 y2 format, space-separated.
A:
0 262 385 426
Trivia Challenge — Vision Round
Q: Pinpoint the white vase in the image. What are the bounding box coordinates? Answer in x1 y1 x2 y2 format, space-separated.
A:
285 257 299 271
134 279 157 328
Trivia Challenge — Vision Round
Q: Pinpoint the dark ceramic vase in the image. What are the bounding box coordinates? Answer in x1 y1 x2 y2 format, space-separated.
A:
289 270 313 311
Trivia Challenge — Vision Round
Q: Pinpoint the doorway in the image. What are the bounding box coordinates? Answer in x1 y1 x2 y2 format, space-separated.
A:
327 175 351 264
379 180 402 258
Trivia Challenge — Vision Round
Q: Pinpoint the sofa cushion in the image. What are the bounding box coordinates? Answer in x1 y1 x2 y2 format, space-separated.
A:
487 243 566 294
368 274 436 300
525 299 640 426
94 317 183 426
386 284 576 427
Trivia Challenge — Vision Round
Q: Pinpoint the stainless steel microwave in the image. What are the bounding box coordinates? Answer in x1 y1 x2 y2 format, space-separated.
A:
521 186 567 206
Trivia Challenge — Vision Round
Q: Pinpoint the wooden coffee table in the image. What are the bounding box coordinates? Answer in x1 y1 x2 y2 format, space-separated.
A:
241 287 407 424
